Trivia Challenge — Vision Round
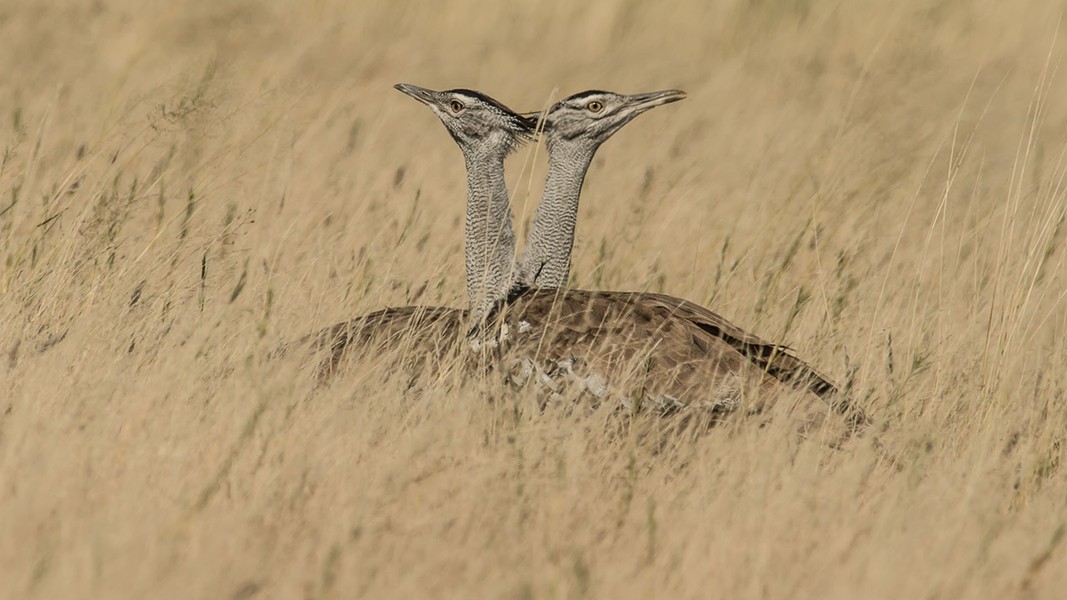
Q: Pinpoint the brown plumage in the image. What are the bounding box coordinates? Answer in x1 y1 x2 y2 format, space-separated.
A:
489 289 866 426
295 85 867 430
307 305 464 380
308 288 867 427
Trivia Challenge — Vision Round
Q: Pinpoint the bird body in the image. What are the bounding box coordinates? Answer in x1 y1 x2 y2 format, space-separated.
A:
302 84 865 427
485 288 835 413
309 285 855 421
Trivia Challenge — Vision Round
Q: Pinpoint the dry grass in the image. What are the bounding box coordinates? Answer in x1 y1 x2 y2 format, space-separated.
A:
2 0 1067 598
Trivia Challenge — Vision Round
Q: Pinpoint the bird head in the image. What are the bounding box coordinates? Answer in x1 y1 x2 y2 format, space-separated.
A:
394 83 536 157
534 89 687 150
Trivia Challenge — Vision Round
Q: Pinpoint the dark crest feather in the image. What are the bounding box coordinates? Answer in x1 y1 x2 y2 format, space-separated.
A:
448 88 520 116
561 90 612 103
446 88 536 137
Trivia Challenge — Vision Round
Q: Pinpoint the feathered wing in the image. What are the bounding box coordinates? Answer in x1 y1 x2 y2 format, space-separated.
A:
299 287 866 427
484 288 867 424
635 293 834 391
307 305 466 379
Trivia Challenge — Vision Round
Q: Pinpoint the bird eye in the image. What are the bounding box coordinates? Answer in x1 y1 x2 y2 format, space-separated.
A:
586 100 604 113
449 99 465 113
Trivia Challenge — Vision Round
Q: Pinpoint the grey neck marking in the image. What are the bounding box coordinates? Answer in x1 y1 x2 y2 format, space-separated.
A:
518 141 596 288
463 148 516 327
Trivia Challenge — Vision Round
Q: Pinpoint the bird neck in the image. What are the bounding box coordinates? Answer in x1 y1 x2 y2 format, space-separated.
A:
519 141 597 288
463 150 517 327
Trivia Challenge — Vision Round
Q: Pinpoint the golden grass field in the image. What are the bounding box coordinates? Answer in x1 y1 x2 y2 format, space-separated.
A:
2 0 1067 597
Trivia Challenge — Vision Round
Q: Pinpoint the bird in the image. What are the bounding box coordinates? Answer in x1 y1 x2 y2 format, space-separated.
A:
303 84 536 377
306 85 866 428
517 89 687 288
492 89 863 424
394 83 535 327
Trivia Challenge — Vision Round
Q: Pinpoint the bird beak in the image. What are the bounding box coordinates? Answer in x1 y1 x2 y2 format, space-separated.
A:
622 89 687 114
394 83 437 106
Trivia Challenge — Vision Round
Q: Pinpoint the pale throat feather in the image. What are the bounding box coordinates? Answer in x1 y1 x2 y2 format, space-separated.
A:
519 141 596 289
463 150 516 326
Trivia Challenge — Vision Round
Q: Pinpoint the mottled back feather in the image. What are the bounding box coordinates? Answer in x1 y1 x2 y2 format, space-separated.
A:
307 288 867 426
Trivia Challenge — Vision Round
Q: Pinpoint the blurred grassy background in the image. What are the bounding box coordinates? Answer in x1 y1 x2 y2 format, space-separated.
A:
1 0 1066 598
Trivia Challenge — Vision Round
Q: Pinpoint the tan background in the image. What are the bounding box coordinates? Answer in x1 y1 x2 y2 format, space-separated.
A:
2 0 1066 598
